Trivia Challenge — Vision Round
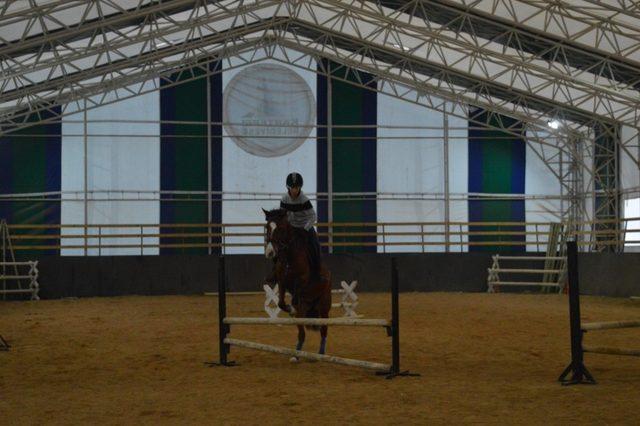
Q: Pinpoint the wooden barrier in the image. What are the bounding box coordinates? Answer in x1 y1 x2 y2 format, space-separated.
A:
0 260 40 301
224 338 391 371
205 284 360 318
581 320 640 331
224 317 389 327
559 241 640 385
205 289 349 297
205 291 264 296
209 256 417 378
263 282 360 319
487 254 566 294
582 345 640 357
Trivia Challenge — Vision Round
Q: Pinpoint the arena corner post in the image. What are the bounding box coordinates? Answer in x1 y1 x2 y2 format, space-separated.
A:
558 241 595 385
206 255 235 367
379 257 419 379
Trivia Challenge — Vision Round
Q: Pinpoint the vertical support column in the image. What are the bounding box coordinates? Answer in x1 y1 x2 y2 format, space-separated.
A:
327 76 333 254
571 135 584 246
593 123 620 252
207 71 212 255
558 240 595 385
83 99 88 256
560 141 565 225
444 113 450 252
560 134 585 248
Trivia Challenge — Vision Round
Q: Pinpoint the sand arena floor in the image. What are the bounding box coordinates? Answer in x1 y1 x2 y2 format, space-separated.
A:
1 293 639 425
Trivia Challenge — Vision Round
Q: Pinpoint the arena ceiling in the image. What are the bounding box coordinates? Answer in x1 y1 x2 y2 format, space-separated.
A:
1 0 639 162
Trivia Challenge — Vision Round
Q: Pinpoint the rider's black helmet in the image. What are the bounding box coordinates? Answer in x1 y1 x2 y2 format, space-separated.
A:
286 172 303 189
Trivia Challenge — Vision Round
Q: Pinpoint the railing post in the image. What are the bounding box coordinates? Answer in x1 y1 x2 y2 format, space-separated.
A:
222 224 226 255
382 224 386 253
140 225 144 255
209 223 213 254
421 224 425 253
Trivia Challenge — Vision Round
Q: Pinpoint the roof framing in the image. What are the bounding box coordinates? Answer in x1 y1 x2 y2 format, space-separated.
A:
0 0 638 186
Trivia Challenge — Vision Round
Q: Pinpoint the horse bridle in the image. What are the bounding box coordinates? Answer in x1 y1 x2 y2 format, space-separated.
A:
266 221 291 255
266 222 298 299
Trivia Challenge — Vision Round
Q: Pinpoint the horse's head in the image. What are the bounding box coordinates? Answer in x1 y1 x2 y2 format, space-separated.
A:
262 208 291 259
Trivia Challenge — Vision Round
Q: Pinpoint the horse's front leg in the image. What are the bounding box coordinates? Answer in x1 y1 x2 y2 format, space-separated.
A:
277 282 296 316
319 325 328 355
290 325 305 363
318 277 331 355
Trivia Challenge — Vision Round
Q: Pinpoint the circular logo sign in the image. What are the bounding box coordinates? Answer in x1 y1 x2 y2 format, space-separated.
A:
223 64 316 157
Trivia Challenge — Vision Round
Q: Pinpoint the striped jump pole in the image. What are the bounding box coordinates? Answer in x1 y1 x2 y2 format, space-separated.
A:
223 338 391 371
224 317 389 327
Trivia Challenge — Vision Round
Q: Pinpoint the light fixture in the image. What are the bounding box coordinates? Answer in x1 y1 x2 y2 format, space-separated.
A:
392 43 411 51
547 120 560 129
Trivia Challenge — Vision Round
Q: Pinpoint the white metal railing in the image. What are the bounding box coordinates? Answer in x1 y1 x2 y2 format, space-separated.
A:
2 217 639 255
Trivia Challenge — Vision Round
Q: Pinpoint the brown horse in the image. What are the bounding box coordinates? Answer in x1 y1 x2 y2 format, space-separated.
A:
262 208 332 357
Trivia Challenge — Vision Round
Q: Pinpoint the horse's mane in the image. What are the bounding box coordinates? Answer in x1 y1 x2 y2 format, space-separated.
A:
264 208 288 221
263 207 308 243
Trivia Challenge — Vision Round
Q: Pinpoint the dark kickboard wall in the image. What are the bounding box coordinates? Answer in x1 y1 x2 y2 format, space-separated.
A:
27 253 640 299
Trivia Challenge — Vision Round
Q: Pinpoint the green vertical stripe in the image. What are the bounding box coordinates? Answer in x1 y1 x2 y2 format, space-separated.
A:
333 78 364 227
468 110 525 252
481 129 514 195
329 67 376 252
162 71 209 254
2 114 61 257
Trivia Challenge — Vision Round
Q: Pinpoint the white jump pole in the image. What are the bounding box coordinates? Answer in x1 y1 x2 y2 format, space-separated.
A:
225 338 391 371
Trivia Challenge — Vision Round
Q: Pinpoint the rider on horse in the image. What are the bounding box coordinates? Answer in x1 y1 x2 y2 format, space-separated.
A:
265 172 322 285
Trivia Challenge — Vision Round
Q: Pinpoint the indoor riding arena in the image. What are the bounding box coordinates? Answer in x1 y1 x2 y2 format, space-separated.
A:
1 1 640 425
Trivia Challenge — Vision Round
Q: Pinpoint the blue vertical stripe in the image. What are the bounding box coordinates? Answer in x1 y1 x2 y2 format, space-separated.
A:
468 121 485 225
